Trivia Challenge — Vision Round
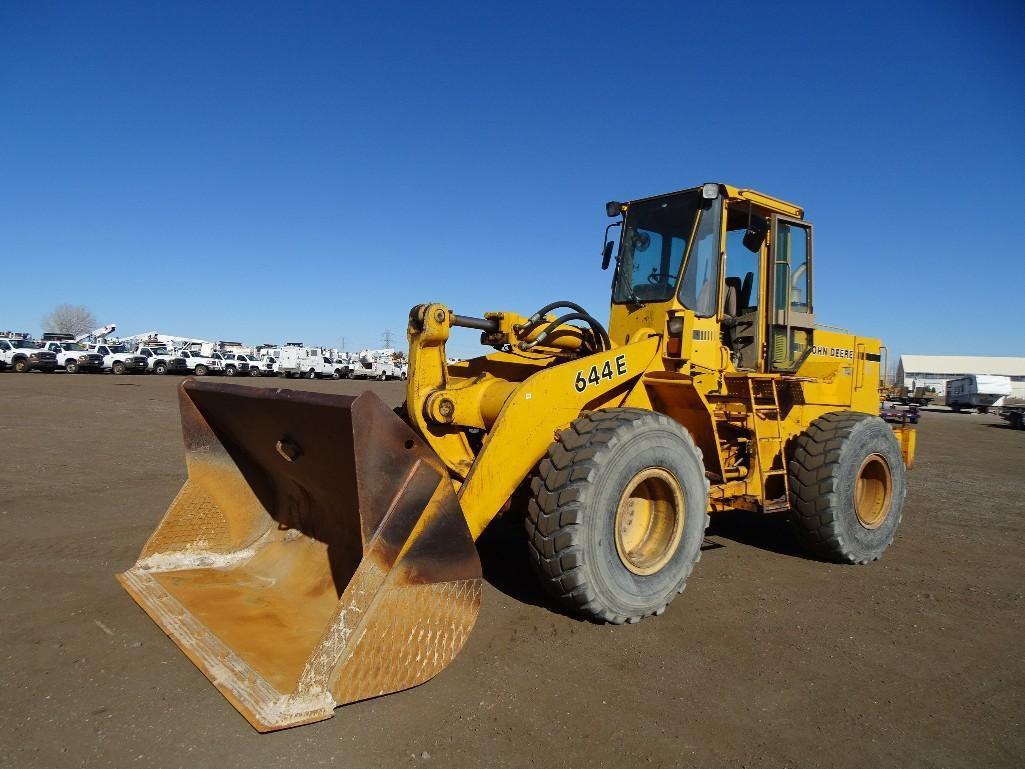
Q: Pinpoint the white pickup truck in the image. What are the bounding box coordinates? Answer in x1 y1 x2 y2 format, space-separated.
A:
135 345 189 375
239 354 273 376
0 338 58 373
87 343 149 374
38 340 105 373
209 352 251 377
178 349 223 376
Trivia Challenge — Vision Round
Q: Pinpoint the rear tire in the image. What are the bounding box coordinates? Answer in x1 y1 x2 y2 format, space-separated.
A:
788 412 906 564
307 369 317 379
525 408 709 624
225 366 236 377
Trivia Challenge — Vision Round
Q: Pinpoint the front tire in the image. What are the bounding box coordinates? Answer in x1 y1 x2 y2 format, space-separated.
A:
194 364 208 377
154 362 168 375
13 358 29 373
525 408 709 624
788 412 906 564
112 361 126 375
65 361 79 374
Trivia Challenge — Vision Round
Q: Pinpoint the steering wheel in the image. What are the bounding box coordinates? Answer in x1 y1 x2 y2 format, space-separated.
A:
647 270 670 285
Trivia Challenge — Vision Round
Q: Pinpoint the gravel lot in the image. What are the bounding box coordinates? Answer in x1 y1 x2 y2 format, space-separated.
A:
1 373 1022 768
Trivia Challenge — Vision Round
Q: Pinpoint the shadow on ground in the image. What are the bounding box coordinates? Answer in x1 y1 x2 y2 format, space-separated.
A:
475 511 552 611
707 508 814 561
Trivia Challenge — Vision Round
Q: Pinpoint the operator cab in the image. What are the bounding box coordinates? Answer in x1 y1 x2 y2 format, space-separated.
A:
606 183 815 374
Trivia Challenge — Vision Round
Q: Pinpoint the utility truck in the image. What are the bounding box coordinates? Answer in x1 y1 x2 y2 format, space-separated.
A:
0 336 57 373
351 349 405 379
177 349 222 376
135 345 189 375
88 343 148 374
945 374 1012 413
237 354 270 376
276 345 337 378
38 340 105 373
209 352 250 377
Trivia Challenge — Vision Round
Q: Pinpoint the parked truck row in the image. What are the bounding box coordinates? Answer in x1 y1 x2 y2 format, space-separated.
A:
1 332 408 380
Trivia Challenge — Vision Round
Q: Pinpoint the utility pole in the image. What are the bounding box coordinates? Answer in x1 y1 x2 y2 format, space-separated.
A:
382 330 394 349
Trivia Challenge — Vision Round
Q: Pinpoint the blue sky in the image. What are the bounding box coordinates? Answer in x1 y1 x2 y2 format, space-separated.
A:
2 1 1023 358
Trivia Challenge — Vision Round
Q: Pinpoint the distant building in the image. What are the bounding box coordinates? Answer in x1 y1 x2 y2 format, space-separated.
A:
897 355 1025 399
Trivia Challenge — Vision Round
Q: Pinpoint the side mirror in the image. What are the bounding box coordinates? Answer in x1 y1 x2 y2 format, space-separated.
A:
742 218 768 252
601 240 615 270
601 220 621 270
606 201 623 218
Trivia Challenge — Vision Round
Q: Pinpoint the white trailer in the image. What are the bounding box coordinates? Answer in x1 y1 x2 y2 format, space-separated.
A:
945 374 1012 413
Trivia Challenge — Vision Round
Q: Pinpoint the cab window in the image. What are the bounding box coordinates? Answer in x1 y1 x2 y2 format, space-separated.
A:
774 221 811 313
724 208 765 315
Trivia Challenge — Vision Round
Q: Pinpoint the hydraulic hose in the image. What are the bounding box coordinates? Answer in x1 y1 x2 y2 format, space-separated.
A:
520 312 611 353
519 301 611 353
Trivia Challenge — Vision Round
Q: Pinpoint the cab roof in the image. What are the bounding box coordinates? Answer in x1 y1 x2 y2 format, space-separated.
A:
624 183 803 219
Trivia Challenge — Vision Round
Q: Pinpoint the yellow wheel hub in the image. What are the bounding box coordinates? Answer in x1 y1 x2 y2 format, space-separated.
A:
614 468 685 576
855 454 893 530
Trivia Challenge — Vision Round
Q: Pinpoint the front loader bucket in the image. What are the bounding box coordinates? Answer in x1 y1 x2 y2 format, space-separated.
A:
117 381 482 732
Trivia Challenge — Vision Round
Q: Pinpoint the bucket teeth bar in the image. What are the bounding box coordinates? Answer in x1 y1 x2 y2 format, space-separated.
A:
118 380 482 731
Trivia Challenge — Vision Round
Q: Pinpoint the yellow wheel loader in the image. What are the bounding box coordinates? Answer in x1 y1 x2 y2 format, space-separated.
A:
119 182 916 731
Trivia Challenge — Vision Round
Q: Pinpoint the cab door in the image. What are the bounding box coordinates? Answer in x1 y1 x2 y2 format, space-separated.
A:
766 215 815 372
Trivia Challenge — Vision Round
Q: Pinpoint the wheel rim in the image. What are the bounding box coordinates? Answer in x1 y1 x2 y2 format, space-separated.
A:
855 454 893 530
614 468 685 576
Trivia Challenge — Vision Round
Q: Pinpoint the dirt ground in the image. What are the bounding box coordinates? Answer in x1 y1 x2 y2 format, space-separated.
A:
1 372 1022 769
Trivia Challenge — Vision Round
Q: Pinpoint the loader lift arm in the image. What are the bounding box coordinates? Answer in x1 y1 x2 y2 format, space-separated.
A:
405 303 662 539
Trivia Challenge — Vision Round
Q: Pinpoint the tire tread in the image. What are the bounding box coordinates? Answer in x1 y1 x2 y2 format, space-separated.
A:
524 408 709 624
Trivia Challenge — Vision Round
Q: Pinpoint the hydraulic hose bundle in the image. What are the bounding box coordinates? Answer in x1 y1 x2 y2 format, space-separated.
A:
516 300 611 355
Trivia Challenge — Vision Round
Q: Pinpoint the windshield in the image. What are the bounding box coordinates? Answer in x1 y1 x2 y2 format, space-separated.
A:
108 345 127 353
61 343 87 351
613 191 702 304
11 339 37 349
151 347 170 355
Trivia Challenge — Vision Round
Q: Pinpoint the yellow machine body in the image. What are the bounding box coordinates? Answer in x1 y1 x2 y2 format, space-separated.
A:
119 182 914 730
